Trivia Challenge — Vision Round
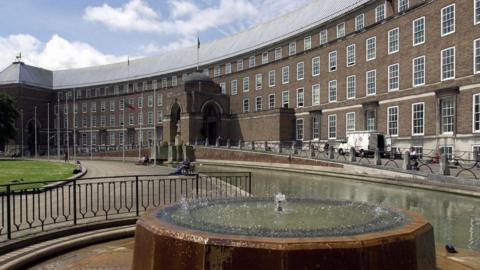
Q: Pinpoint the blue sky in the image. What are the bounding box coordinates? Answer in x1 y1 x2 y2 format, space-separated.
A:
0 0 312 71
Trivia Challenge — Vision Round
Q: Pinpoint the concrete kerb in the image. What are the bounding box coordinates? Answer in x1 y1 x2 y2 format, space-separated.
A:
196 159 480 198
42 164 88 189
0 219 137 270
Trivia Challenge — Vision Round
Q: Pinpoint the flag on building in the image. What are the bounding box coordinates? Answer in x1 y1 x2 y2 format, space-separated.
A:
124 100 135 111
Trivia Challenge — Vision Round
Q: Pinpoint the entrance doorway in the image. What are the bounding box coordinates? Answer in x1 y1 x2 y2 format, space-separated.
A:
202 102 221 145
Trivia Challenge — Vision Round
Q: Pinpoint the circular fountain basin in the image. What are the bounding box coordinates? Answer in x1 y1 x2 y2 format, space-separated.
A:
133 198 436 270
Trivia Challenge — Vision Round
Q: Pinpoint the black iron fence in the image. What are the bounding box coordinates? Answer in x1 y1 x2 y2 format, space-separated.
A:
0 172 251 242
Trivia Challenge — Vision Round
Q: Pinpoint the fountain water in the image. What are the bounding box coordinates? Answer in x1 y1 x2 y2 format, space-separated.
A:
133 196 436 270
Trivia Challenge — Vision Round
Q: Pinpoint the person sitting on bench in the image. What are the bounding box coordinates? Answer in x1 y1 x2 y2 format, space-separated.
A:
170 159 191 175
73 160 82 174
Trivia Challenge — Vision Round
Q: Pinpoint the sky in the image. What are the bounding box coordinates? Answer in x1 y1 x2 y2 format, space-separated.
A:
0 0 313 71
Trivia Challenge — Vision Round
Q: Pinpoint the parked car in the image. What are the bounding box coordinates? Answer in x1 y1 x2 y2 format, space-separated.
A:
337 131 389 157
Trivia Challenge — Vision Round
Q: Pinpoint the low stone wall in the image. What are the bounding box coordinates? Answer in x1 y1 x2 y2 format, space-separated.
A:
194 147 343 168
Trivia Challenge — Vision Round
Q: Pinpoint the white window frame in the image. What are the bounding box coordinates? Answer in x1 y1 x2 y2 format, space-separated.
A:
225 63 232 74
473 93 480 133
440 97 455 134
289 42 296 56
262 51 269 64
249 55 256 68
304 36 312 50
388 63 400 91
255 73 262 90
355 14 364 31
412 102 425 136
243 77 250 92
296 118 304 141
412 17 426 46
441 47 455 81
474 39 480 74
398 0 409 13
219 82 226 94
375 3 385 23
255 96 262 111
366 37 376 61
346 75 356 100
346 44 356 67
312 84 320 106
329 51 337 72
312 116 320 140
412 56 426 87
237 59 243 71
476 0 480 25
282 66 289 84
441 4 455 37
243 99 249 113
214 65 221 77
387 106 399 137
328 80 337 102
312 57 320 76
366 70 376 96
296 62 304 80
388 28 400 55
346 112 355 132
336 23 346 38
328 114 337 139
320 30 328 45
231 80 238 95
296 88 304 108
282 91 289 108
268 94 275 109
268 70 276 87
274 47 282 60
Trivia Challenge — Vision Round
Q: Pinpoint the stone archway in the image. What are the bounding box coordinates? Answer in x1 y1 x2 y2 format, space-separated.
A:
201 101 222 145
170 102 181 144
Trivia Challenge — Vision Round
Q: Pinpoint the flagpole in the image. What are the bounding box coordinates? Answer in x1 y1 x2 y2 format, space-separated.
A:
138 88 143 160
34 106 37 159
47 103 50 160
90 107 93 160
196 33 200 71
123 57 129 163
57 93 60 160
20 109 24 158
65 92 69 163
153 84 157 166
73 88 76 161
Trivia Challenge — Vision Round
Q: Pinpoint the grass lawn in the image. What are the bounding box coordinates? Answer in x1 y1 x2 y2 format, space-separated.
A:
0 160 76 190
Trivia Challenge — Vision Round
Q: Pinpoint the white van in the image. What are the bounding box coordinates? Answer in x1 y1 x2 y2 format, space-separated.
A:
337 131 389 156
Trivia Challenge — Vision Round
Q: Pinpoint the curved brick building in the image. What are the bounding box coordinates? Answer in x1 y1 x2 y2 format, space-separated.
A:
1 0 479 158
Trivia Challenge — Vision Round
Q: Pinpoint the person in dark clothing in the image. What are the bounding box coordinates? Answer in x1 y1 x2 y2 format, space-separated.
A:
170 159 191 175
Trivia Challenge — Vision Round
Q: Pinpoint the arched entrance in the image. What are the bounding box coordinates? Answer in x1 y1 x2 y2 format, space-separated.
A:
201 101 222 145
170 103 181 144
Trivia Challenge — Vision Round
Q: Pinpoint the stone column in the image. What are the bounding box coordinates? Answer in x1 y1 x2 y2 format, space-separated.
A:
439 154 450 176
226 139 231 148
167 144 177 163
402 151 411 170
215 136 220 147
349 147 356 162
328 145 334 159
374 149 382 165
194 137 198 146
239 139 243 150
204 139 209 147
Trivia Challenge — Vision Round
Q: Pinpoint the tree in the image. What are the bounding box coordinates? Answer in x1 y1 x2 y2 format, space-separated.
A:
0 92 20 146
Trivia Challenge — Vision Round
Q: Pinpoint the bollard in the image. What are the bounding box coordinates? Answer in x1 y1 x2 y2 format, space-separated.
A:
349 147 356 162
204 139 209 147
215 136 220 147
251 141 256 150
374 149 382 165
226 139 231 148
264 141 268 151
328 145 335 159
277 143 283 153
194 137 198 145
402 151 411 170
439 154 450 176
291 142 296 155
239 139 243 149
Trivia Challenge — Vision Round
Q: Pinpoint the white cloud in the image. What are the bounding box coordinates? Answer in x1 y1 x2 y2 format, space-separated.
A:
139 36 196 54
0 34 126 71
83 0 258 36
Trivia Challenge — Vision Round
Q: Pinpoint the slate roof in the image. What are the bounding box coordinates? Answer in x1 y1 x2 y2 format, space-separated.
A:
0 0 370 90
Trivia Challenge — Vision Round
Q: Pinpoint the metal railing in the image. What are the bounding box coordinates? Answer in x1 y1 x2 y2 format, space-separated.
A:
196 139 480 180
0 172 251 242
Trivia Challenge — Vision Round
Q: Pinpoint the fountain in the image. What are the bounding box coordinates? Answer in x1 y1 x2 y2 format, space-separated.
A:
133 196 436 270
